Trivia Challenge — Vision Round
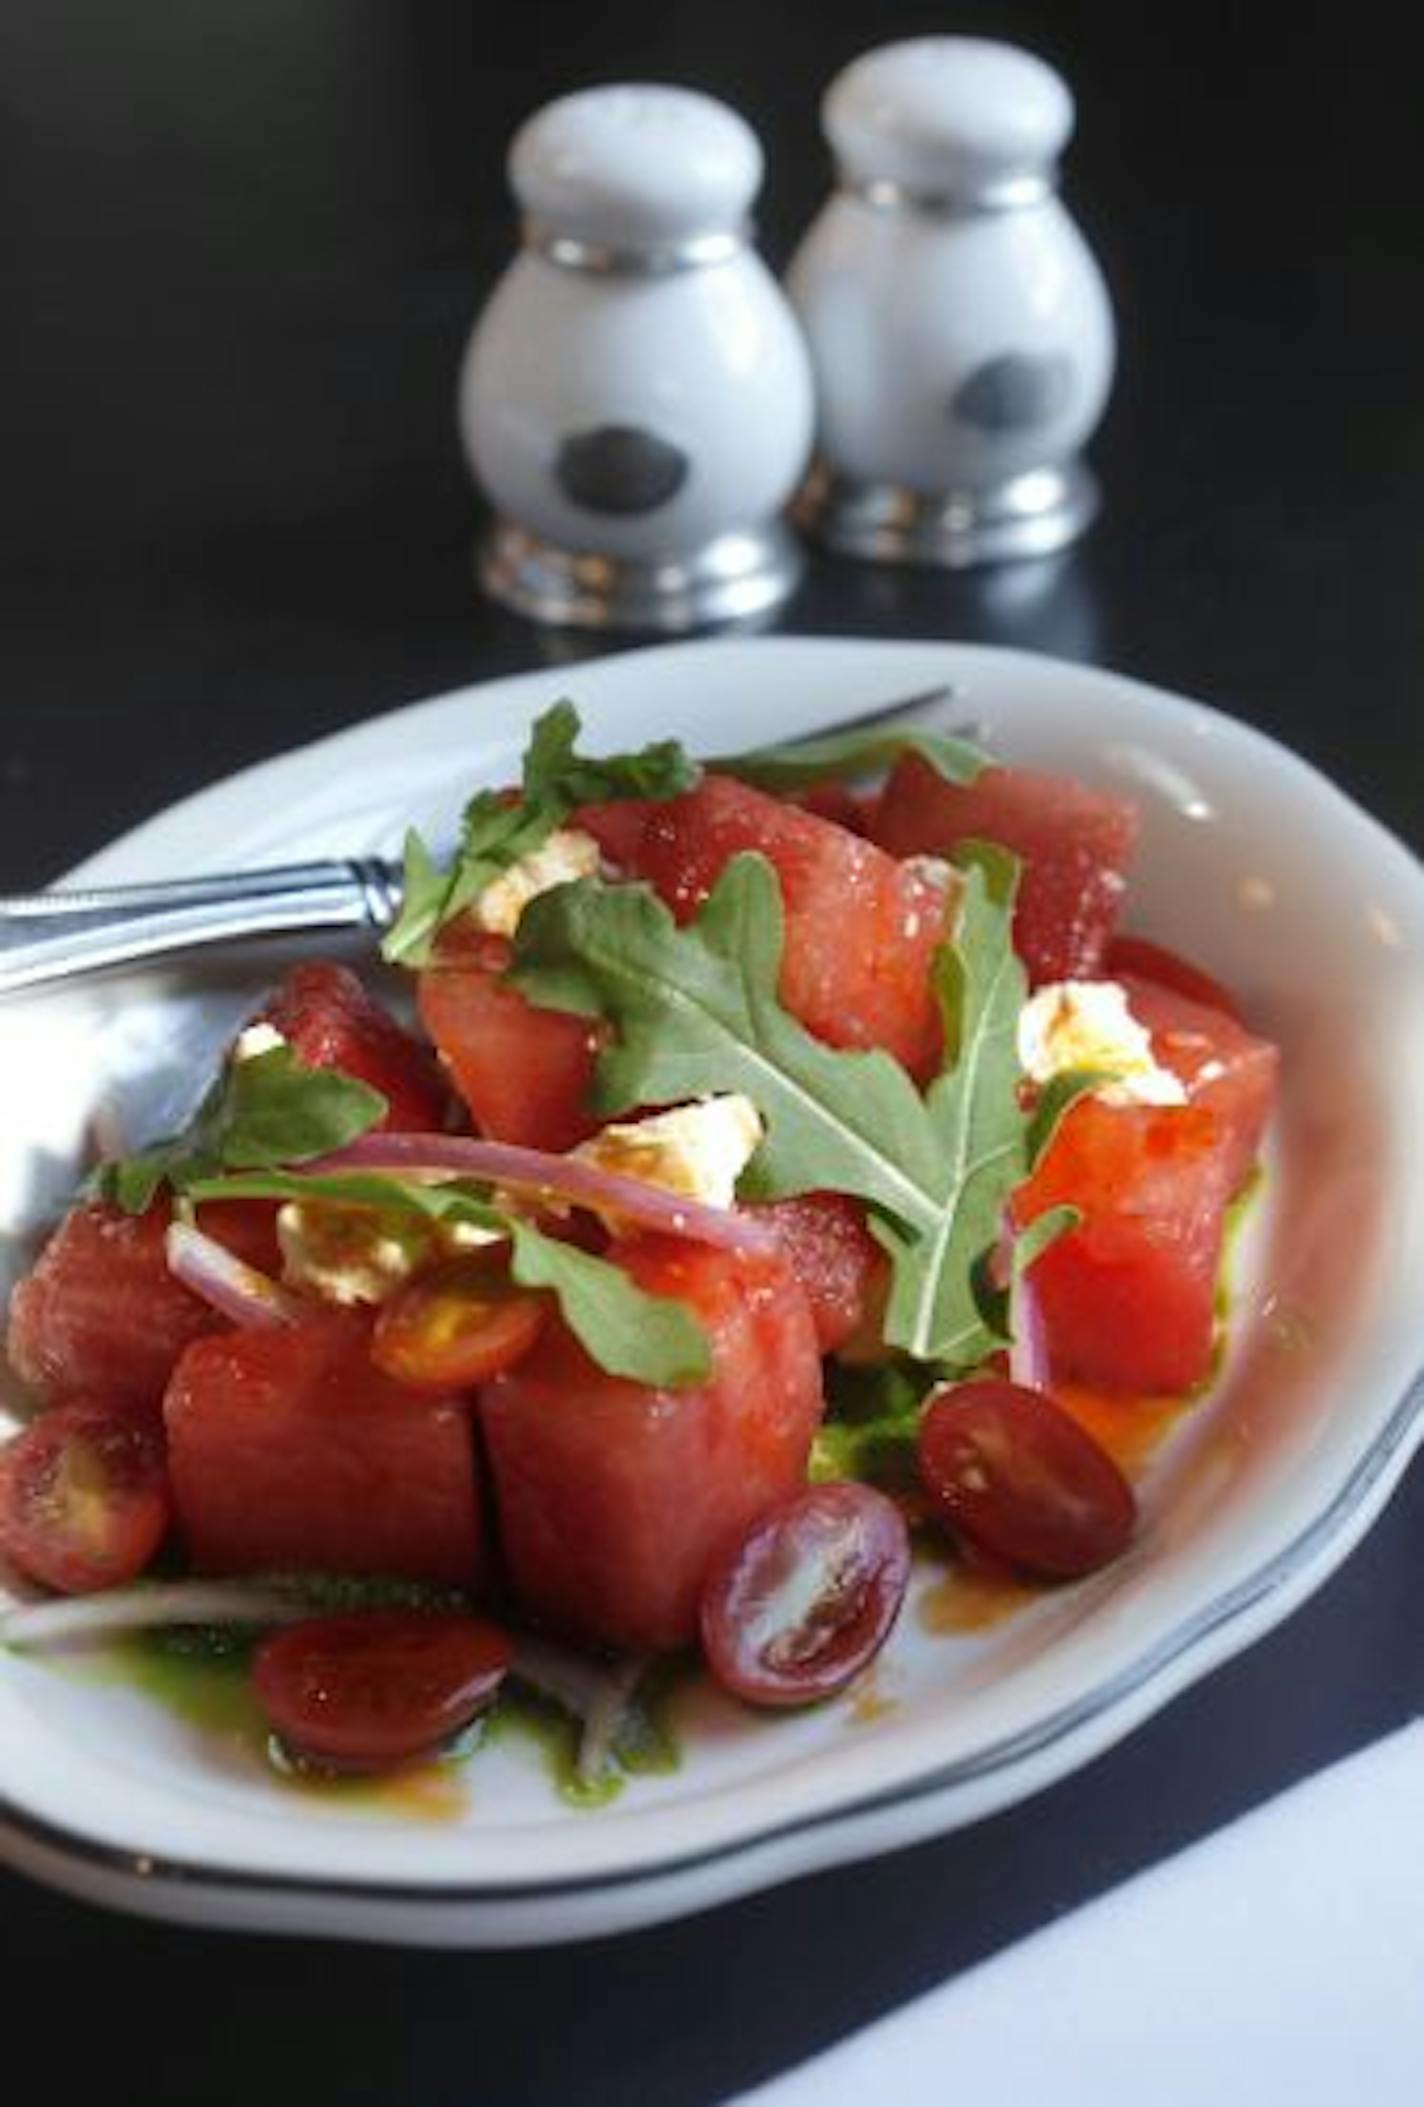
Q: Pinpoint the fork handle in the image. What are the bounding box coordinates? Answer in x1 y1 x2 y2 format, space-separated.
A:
0 859 403 996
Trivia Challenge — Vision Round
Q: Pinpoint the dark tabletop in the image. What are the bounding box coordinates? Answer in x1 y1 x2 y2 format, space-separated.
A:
2 3 1421 2101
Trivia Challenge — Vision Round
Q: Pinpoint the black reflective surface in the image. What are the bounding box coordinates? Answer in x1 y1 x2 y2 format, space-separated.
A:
2 4 1421 2101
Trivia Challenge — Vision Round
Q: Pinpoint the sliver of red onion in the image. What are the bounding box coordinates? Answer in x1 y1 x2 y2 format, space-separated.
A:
166 1219 305 1328
1008 1259 1049 1390
307 1133 772 1254
993 1215 1050 1393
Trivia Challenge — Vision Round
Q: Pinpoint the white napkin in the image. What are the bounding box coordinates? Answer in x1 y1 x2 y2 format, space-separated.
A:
740 1719 1424 2107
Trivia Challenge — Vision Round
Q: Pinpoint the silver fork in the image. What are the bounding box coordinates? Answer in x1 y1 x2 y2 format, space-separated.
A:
0 684 959 995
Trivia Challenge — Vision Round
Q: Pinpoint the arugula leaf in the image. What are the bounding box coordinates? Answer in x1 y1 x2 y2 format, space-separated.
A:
809 1363 932 1486
511 846 1072 1371
504 1220 711 1387
521 701 696 809
872 842 1029 1365
381 700 699 969
93 1048 387 1215
512 855 946 1230
187 1168 712 1388
712 722 985 794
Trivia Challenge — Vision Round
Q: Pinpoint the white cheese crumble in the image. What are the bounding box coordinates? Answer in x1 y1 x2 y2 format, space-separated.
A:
903 854 957 894
574 1094 764 1211
276 1203 430 1307
276 1203 508 1307
1017 980 1187 1108
899 855 959 943
232 1022 287 1062
471 828 601 940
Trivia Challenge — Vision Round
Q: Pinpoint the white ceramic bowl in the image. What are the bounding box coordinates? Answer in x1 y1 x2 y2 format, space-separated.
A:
4 636 1423 1946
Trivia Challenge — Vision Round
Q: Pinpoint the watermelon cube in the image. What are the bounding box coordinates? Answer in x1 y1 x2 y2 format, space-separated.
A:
164 1318 484 1587
481 1238 823 1652
871 754 1139 985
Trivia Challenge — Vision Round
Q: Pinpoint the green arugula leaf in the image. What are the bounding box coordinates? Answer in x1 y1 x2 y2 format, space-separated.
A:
712 722 985 794
521 701 696 809
93 1048 387 1215
511 845 1055 1371
1025 1067 1114 1168
381 701 699 969
187 1167 711 1389
513 855 945 1228
504 1220 711 1387
809 1363 932 1487
873 842 1027 1365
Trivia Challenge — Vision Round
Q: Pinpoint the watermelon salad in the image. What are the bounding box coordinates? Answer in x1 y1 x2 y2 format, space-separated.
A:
0 704 1278 1790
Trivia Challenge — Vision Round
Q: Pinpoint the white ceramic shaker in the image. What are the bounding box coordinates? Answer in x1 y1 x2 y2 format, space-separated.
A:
459 84 815 631
787 37 1115 566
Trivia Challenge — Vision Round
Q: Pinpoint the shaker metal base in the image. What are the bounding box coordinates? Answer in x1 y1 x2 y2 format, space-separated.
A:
477 520 803 633
796 460 1099 569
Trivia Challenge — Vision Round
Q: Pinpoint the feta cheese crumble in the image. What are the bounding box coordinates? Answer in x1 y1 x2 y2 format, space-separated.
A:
574 1095 764 1211
231 1022 287 1063
1017 980 1187 1108
471 828 601 940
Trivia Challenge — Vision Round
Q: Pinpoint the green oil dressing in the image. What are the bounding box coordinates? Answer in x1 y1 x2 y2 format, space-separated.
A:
87 1629 473 1822
487 1657 687 1810
1213 1166 1264 1334
59 1626 684 1817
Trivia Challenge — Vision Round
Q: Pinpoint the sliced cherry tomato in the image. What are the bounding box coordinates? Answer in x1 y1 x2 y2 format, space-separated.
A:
252 1611 513 1773
370 1254 546 1390
700 1483 910 1708
0 1397 171 1593
918 1379 1136 1579
1103 935 1244 1023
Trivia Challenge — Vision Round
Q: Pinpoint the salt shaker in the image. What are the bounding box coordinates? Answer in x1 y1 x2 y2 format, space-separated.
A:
787 37 1115 567
459 84 815 631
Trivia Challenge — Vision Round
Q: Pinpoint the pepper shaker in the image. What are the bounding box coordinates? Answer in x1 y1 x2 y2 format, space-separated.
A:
787 37 1115 567
459 84 815 632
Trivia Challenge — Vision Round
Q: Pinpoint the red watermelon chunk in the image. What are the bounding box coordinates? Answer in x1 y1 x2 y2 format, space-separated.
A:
1016 1098 1231 1395
481 1238 823 1652
164 1317 483 1587
7 1202 224 1411
752 1192 885 1354
1119 972 1278 1200
1014 973 1277 1395
870 755 1138 986
1104 934 1243 1023
418 929 602 1152
257 962 449 1132
574 797 650 872
584 773 953 1080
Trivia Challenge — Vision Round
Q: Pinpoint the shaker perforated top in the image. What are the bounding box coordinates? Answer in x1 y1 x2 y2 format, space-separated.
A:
509 84 763 250
825 36 1074 205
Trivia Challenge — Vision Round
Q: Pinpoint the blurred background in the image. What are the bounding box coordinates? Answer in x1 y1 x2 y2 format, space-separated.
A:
1 0 1417 887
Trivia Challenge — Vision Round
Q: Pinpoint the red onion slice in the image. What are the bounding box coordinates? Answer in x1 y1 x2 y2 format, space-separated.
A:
307 1133 772 1253
0 1581 310 1650
166 1219 306 1328
574 1652 649 1785
511 1635 646 1783
1007 1240 1050 1392
993 1212 1051 1392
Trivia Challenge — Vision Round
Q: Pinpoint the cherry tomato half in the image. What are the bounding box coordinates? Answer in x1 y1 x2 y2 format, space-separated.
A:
0 1397 171 1594
918 1380 1136 1579
700 1483 910 1708
370 1254 545 1391
1103 935 1244 1023
252 1611 513 1773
